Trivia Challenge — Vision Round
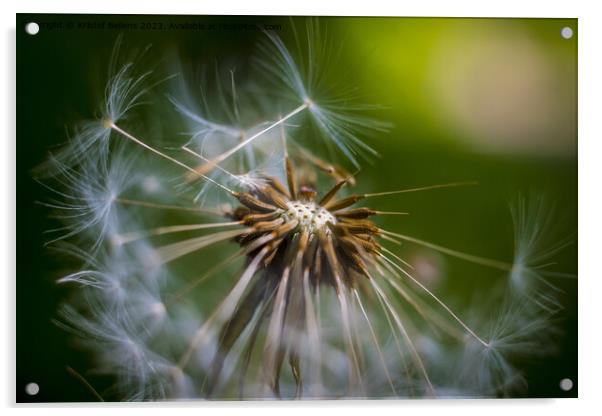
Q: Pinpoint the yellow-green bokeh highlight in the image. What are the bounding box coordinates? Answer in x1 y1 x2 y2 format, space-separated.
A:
338 17 576 156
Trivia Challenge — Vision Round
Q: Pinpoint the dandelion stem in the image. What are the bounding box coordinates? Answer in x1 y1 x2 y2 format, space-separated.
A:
380 253 490 348
302 267 322 390
115 198 224 215
369 277 436 396
109 122 234 195
380 233 402 245
178 247 268 370
370 272 413 389
320 233 362 391
156 228 249 265
263 267 290 394
374 211 410 216
353 289 397 396
230 69 240 122
280 116 289 157
66 366 104 402
381 246 414 270
364 181 478 198
378 258 466 341
116 220 243 245
191 103 309 176
379 229 512 271
166 250 243 307
182 146 244 186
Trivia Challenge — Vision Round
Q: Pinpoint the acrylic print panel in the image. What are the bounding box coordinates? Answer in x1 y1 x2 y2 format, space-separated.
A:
16 14 577 402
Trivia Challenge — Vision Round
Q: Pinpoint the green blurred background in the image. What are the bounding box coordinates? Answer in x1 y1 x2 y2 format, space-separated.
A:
17 14 577 401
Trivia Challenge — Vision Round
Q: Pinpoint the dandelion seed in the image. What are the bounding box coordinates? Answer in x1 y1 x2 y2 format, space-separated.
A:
40 144 138 251
509 193 574 312
255 23 392 167
456 299 558 397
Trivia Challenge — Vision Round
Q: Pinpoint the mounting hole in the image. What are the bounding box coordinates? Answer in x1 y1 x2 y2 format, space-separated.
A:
25 22 40 35
559 378 573 391
25 382 40 395
560 27 573 39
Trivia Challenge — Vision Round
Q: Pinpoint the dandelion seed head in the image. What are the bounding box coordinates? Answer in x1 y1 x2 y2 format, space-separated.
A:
44 28 572 401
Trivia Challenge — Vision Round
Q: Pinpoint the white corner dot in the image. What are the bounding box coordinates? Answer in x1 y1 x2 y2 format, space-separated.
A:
561 27 573 39
25 382 40 395
559 378 573 391
25 22 40 36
